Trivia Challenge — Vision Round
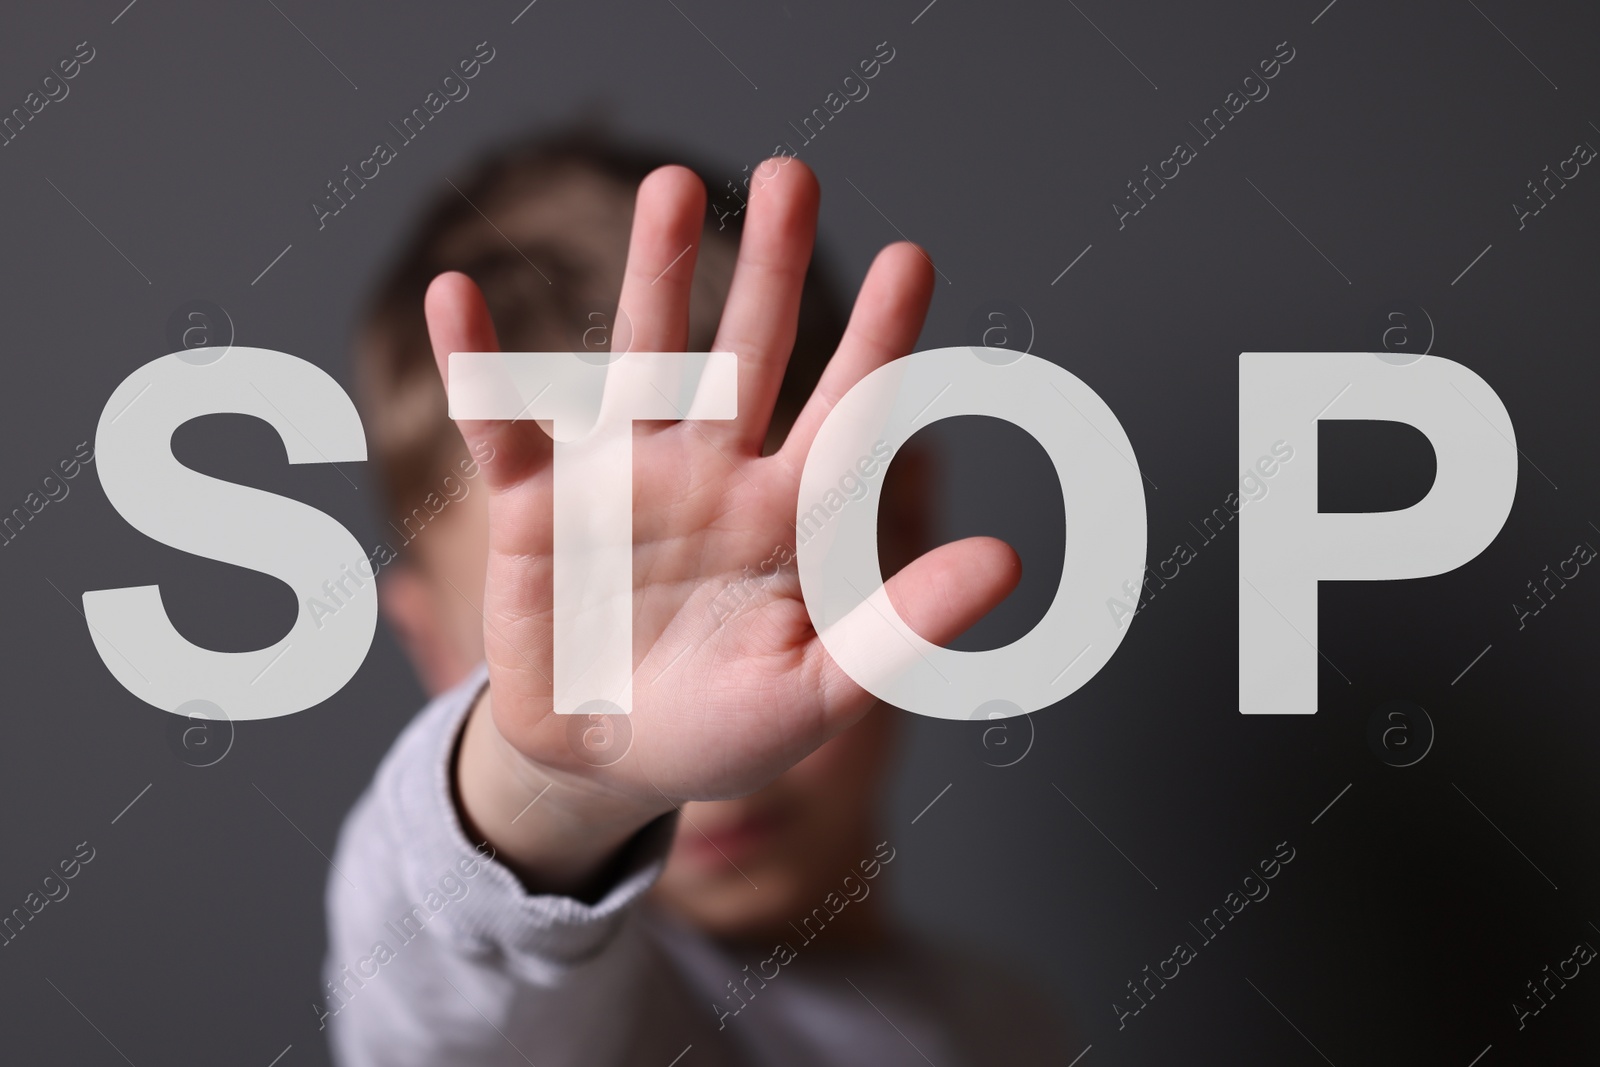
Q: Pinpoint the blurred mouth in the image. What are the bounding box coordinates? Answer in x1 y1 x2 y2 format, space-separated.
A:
679 807 791 865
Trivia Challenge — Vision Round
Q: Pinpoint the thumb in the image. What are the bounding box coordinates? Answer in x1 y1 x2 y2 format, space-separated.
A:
807 535 1021 727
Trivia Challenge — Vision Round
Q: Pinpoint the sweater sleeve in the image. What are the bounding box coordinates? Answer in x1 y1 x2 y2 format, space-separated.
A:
322 666 722 1067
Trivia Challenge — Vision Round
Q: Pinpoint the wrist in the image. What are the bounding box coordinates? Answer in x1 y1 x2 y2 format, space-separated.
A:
453 685 669 896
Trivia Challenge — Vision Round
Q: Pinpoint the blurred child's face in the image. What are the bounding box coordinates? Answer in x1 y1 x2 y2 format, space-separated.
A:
386 445 925 941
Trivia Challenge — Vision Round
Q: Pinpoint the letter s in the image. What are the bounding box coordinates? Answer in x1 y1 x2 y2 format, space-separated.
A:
85 348 374 720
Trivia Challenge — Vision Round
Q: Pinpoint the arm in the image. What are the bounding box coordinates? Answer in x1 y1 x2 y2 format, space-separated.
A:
324 667 721 1067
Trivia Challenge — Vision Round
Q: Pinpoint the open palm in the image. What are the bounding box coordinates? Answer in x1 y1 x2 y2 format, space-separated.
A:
427 160 1017 848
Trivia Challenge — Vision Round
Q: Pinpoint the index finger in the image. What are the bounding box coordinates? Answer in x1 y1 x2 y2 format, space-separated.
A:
425 270 549 490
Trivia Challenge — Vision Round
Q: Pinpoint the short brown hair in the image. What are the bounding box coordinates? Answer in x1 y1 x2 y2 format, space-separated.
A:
354 131 845 534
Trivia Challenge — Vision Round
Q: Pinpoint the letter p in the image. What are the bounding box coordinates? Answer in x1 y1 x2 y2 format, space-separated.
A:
1239 353 1517 714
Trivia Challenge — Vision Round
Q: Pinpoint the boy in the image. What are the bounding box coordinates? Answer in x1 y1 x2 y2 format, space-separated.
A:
326 134 1070 1064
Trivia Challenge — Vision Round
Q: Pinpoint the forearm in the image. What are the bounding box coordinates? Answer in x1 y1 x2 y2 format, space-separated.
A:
324 669 698 1065
325 787 683 1067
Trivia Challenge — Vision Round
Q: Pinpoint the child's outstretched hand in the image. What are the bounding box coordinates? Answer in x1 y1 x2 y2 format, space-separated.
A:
427 159 1018 893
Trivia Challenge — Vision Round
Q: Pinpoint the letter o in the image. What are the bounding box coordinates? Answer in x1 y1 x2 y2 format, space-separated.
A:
796 347 1147 720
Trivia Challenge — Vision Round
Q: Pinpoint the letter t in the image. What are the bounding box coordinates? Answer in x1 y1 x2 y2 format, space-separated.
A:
448 352 737 715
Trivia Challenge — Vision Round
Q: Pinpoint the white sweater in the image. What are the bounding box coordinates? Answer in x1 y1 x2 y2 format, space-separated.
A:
323 666 1073 1065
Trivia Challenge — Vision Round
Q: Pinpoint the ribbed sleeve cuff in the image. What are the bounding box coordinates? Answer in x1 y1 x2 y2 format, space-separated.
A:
374 664 676 980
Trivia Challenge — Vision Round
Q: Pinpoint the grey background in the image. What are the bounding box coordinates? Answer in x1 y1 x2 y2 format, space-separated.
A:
2 0 1597 1063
